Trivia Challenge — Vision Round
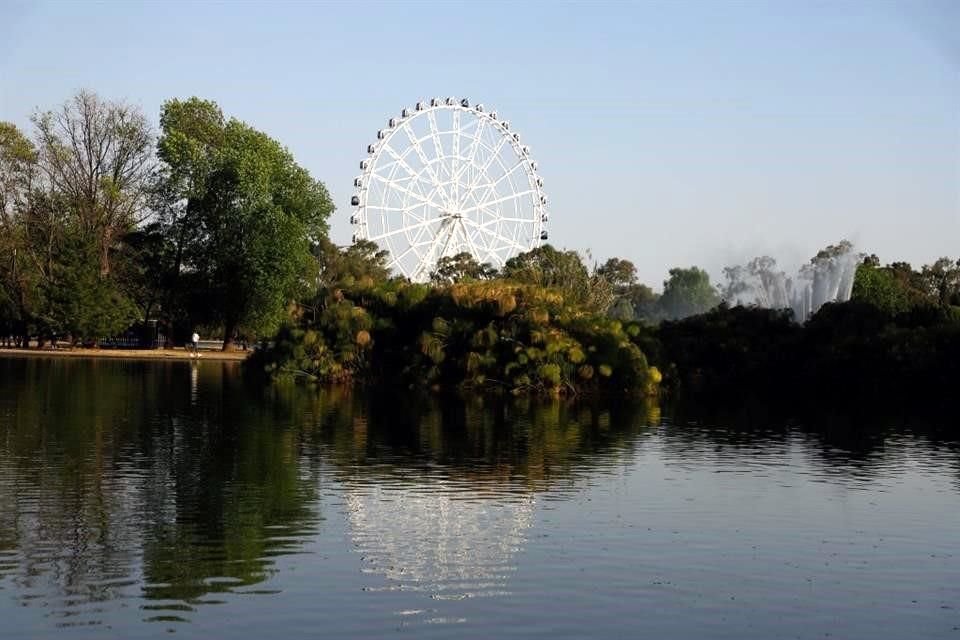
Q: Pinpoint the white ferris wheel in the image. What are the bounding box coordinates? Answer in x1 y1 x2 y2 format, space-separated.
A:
350 97 549 282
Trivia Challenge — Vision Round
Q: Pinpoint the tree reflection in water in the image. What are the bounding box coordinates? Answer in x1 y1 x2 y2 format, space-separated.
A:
1 357 957 634
0 358 661 627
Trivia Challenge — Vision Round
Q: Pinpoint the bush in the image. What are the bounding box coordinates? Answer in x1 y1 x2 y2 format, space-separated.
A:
249 280 662 397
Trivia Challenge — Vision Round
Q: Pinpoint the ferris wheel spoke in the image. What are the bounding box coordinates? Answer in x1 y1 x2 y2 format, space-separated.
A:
400 221 436 260
451 110 462 203
401 120 452 208
367 205 427 214
473 158 528 205
464 133 510 193
451 116 488 202
478 216 533 226
463 218 527 253
456 219 484 262
393 238 427 266
425 109 448 181
380 142 428 189
411 220 456 279
370 216 442 242
370 174 435 206
458 190 534 216
467 220 498 258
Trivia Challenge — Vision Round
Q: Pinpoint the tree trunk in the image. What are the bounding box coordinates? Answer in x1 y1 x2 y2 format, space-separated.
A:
222 319 237 351
100 235 111 277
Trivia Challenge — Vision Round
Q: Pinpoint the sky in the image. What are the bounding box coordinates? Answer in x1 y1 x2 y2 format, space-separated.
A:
1 0 957 288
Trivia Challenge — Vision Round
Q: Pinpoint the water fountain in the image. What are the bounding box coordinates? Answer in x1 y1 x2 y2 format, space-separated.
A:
722 241 861 322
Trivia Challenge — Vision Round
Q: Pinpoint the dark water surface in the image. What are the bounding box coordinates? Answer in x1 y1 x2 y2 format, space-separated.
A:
0 358 958 639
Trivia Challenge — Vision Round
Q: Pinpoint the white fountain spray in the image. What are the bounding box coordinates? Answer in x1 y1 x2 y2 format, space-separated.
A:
722 241 861 322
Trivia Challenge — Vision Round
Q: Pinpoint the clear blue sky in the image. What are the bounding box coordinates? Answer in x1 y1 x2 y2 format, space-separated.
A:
1 0 957 287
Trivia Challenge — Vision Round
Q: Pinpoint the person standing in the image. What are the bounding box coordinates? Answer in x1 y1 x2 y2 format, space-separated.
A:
191 331 200 357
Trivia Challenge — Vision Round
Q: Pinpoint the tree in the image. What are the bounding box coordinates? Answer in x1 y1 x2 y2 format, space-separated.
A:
659 266 719 319
156 97 334 349
624 283 662 323
501 244 613 312
595 257 663 322
851 255 956 314
31 90 153 276
851 260 911 315
44 235 139 344
921 257 960 307
0 122 38 341
430 251 497 285
316 237 390 287
595 257 638 289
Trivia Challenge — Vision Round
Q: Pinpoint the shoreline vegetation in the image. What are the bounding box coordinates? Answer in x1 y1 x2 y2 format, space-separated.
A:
248 278 662 397
3 90 959 399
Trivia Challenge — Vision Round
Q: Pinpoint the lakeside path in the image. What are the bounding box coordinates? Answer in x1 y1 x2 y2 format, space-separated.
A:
0 348 250 361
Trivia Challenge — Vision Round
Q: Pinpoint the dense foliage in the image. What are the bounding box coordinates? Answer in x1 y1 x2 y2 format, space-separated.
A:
154 98 333 348
249 276 662 397
658 300 960 405
0 91 332 349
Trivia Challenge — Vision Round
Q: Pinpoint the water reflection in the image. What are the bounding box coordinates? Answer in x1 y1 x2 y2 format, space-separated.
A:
346 485 534 599
0 358 958 638
0 359 324 629
313 392 661 607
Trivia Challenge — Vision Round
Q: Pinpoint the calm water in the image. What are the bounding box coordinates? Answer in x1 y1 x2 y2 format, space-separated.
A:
0 358 958 639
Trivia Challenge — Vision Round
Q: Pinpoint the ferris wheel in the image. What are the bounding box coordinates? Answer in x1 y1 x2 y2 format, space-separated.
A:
350 97 548 282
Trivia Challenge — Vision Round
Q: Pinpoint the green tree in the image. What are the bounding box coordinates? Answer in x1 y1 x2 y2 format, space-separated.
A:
625 283 662 323
921 257 960 307
157 98 334 349
0 122 38 341
44 235 139 343
659 266 720 319
851 255 954 314
316 237 390 287
851 260 911 315
596 257 637 288
595 257 663 322
430 251 498 285
501 244 613 312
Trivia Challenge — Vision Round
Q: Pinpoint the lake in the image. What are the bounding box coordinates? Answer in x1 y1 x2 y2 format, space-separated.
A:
0 357 957 638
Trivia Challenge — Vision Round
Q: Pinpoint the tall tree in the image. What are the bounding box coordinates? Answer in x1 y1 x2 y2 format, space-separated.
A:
502 244 613 312
430 251 498 285
32 90 153 276
156 98 334 349
851 259 911 315
0 122 38 340
921 257 960 307
596 257 638 289
316 237 390 288
659 266 719 319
